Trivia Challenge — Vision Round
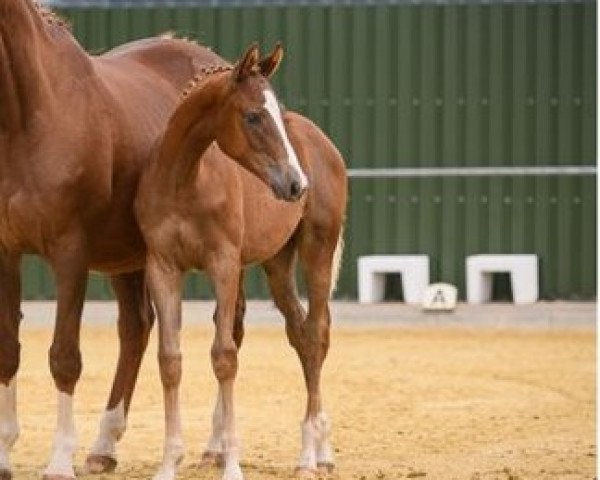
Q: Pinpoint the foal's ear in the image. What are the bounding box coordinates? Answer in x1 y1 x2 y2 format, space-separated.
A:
259 42 284 78
233 42 260 82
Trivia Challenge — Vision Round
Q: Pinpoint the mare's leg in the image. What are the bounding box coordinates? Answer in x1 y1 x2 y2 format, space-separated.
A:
207 259 243 480
201 273 245 468
43 241 88 480
86 270 155 474
0 253 21 480
146 257 184 480
263 232 337 477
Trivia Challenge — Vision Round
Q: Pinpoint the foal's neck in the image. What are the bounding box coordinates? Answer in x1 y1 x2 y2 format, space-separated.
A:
156 74 228 189
0 1 61 131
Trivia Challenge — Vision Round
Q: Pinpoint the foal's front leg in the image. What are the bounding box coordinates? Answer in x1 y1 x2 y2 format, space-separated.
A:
202 273 245 469
207 261 243 480
146 257 184 480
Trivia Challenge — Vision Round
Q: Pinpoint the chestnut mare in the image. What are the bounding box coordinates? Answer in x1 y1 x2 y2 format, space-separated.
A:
135 44 347 480
0 1 229 478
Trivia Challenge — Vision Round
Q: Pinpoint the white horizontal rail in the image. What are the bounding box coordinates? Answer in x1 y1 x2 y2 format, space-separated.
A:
347 165 597 178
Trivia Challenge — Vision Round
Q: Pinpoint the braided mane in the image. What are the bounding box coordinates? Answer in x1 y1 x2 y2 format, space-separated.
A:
33 1 71 30
179 63 233 101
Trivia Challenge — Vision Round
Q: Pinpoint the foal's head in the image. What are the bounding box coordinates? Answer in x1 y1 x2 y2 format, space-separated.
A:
213 43 308 202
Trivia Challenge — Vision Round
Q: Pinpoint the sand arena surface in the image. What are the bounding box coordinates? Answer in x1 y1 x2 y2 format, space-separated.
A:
8 307 595 480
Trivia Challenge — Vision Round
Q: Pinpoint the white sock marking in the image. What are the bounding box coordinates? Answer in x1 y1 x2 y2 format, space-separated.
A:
222 432 243 480
205 389 224 453
263 89 309 189
44 392 77 478
223 461 244 480
298 419 318 469
0 379 19 473
153 437 184 480
315 412 334 465
204 387 243 478
154 388 184 480
89 400 125 458
298 411 334 470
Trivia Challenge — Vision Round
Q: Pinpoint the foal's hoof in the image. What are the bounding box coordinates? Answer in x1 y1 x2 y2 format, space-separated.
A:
317 462 335 474
85 454 118 474
199 451 225 468
294 467 317 479
0 468 12 480
42 475 76 480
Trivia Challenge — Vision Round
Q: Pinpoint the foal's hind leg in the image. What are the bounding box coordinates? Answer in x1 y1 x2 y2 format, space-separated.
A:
86 270 155 474
201 273 245 469
263 232 337 477
0 253 21 480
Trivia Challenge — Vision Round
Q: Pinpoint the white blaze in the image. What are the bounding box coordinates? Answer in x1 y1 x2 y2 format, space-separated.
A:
262 90 309 189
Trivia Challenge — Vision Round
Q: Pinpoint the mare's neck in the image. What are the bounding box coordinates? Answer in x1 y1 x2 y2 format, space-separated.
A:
0 0 56 131
156 74 228 189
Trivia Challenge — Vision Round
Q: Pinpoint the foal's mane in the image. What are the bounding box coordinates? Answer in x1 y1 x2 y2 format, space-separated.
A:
179 63 233 102
178 62 290 115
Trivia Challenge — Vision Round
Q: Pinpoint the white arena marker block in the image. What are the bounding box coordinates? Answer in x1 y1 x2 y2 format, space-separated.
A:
466 254 538 305
422 283 458 312
357 255 429 304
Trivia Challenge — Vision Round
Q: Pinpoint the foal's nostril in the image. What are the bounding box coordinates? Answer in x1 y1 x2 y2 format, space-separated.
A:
290 180 301 197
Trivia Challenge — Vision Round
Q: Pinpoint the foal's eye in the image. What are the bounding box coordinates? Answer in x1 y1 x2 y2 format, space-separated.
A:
244 111 262 126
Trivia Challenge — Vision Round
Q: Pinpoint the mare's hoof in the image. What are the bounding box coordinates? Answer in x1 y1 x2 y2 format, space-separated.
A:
317 462 335 474
199 451 224 468
41 475 75 480
0 468 12 480
294 467 317 479
85 454 118 474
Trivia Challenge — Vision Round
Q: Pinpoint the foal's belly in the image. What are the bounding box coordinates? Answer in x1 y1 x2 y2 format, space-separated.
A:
239 167 304 265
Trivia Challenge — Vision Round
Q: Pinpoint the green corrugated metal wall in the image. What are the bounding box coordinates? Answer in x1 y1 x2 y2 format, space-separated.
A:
22 1 596 300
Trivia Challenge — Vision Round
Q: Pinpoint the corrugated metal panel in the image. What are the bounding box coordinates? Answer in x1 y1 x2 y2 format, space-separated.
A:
44 0 595 7
22 2 596 300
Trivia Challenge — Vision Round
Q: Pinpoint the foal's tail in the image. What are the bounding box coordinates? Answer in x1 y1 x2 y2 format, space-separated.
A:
329 224 345 298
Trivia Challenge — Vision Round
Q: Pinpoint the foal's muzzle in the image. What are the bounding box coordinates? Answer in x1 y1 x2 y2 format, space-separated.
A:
269 166 307 202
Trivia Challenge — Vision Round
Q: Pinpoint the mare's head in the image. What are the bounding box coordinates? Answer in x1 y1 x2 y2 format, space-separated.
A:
213 43 308 202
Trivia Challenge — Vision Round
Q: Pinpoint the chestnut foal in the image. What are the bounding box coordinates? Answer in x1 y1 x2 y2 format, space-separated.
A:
135 43 347 480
